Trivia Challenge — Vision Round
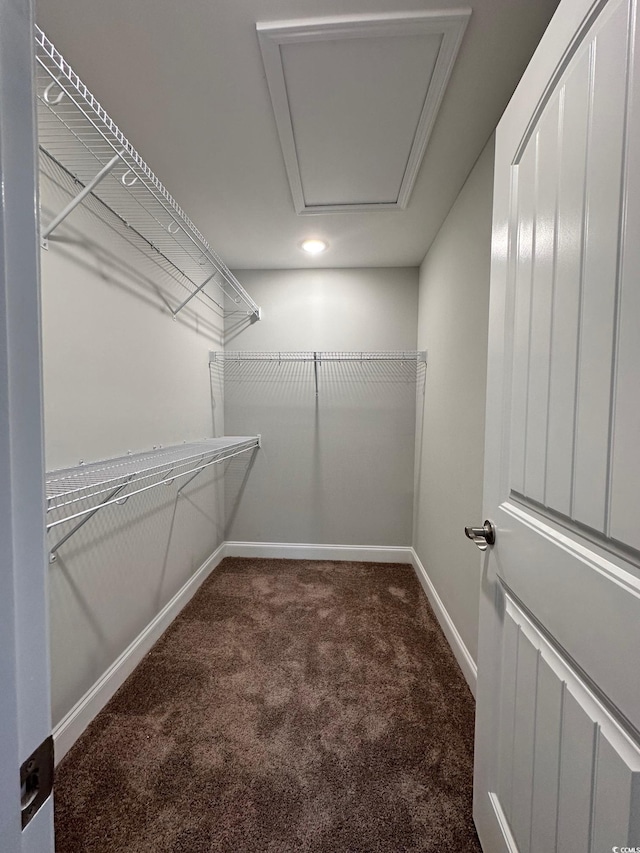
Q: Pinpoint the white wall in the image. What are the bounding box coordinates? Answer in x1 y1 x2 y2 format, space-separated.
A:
413 138 494 664
224 268 419 546
40 154 229 727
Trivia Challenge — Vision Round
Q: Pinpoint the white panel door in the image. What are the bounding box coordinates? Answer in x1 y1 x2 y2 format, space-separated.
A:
0 0 54 849
474 0 640 850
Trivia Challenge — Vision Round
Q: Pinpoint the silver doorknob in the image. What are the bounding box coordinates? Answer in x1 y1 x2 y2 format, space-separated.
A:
464 520 496 551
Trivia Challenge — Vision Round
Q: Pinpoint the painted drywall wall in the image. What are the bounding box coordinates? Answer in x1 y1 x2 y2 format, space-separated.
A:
223 268 419 546
413 138 494 664
40 154 232 727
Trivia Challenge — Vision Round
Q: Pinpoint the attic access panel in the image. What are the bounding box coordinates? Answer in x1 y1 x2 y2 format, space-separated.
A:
257 10 471 214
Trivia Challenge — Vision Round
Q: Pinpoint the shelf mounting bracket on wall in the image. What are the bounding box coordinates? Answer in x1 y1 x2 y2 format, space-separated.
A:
40 149 124 248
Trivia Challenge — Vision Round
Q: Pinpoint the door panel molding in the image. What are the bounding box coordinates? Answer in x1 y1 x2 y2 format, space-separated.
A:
496 501 640 733
512 0 620 165
489 592 640 852
501 501 640 596
508 0 634 534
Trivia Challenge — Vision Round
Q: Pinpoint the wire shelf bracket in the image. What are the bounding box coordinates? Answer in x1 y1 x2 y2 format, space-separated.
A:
46 436 260 563
210 350 427 398
48 479 131 563
40 150 123 247
34 26 261 322
171 272 215 318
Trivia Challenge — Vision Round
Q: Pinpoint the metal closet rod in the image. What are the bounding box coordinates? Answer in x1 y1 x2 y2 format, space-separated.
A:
34 25 261 321
46 437 260 562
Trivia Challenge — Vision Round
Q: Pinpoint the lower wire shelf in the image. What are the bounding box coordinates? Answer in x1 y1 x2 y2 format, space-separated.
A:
45 436 260 562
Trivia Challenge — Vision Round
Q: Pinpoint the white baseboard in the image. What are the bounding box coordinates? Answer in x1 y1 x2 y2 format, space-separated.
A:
410 548 477 697
52 542 228 764
224 541 414 564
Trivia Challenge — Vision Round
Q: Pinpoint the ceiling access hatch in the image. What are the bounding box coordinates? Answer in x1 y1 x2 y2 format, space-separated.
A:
257 11 471 215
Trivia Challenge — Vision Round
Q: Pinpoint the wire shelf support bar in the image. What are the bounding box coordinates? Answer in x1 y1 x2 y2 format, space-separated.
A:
48 479 131 563
171 271 216 319
313 351 319 398
40 149 123 246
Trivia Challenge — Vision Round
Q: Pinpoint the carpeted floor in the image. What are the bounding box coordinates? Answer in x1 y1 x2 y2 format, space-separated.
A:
54 558 482 852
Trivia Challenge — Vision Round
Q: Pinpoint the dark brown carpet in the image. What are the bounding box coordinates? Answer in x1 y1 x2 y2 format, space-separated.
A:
54 558 481 852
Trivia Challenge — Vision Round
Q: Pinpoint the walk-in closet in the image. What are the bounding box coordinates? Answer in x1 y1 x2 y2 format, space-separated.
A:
32 17 482 840
4 0 640 849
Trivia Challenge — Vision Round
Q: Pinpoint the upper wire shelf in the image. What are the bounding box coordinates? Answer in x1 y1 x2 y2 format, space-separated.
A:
210 351 427 398
210 351 427 362
34 26 261 321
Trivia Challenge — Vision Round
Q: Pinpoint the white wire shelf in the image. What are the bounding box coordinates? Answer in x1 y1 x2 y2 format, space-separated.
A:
46 436 259 518
210 351 427 362
45 437 260 560
34 26 261 321
210 350 427 398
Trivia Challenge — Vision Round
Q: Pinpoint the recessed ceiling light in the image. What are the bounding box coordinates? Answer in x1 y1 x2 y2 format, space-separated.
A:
301 239 328 256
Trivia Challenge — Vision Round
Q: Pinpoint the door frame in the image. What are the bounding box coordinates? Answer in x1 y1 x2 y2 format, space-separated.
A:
0 0 54 848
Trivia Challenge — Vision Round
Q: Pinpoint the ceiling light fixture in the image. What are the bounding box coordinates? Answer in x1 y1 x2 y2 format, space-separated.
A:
301 239 328 256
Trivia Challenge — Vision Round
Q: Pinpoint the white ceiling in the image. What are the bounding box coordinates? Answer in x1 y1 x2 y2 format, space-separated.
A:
35 0 560 270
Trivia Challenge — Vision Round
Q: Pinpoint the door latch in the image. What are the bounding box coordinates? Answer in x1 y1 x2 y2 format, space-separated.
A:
21 735 54 829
